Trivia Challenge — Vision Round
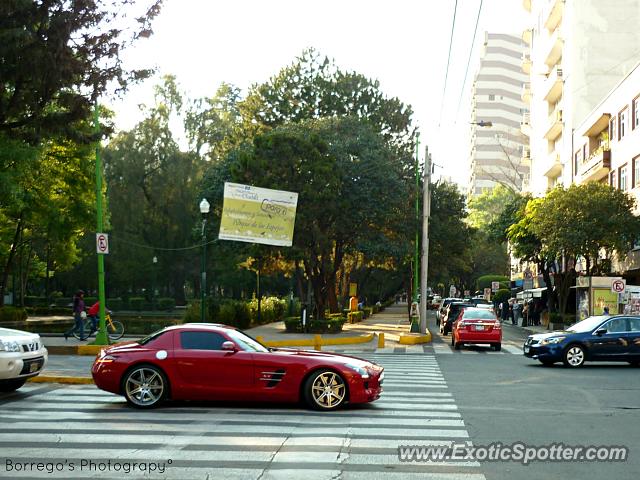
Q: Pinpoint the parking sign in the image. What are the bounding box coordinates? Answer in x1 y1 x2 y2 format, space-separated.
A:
611 279 626 294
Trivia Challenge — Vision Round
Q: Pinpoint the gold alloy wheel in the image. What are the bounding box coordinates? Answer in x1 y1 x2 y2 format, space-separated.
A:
125 367 165 407
310 371 346 409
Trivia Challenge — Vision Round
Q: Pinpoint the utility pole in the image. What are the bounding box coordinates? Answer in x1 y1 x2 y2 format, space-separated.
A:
413 132 420 303
420 147 431 334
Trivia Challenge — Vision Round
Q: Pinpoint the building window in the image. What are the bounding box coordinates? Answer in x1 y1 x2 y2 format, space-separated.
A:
611 171 617 188
633 95 640 130
619 164 627 191
610 116 617 143
635 156 640 188
619 107 628 140
574 150 582 175
489 94 495 101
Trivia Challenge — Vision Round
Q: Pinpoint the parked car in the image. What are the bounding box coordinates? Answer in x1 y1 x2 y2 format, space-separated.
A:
469 298 492 308
440 302 473 335
92 323 384 410
0 327 48 392
451 307 502 351
438 298 462 326
523 315 640 367
429 295 442 310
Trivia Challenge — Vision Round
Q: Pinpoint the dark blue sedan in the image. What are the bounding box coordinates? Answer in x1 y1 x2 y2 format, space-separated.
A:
523 315 640 367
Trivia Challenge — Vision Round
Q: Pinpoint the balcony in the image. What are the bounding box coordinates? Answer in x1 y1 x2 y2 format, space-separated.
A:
520 112 531 135
522 28 532 45
543 28 564 67
521 148 531 167
521 83 531 104
544 0 564 32
543 66 563 103
579 147 611 183
544 108 563 140
523 0 531 13
543 153 563 178
522 52 532 74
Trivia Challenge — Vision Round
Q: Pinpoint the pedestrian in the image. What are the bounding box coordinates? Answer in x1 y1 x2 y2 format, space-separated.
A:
603 306 610 315
64 290 86 340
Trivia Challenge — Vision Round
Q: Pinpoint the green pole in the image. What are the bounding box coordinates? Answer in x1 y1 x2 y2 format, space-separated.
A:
92 101 109 345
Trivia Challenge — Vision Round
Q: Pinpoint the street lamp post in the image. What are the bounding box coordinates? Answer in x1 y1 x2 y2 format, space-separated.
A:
199 198 210 322
152 256 157 311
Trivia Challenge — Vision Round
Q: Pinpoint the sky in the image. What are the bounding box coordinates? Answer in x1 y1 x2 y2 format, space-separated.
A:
109 0 529 186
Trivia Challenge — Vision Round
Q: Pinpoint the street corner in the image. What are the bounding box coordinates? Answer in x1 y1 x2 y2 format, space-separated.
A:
398 330 432 344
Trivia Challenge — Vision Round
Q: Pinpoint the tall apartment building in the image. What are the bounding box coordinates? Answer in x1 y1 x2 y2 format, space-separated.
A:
522 0 640 197
468 33 529 197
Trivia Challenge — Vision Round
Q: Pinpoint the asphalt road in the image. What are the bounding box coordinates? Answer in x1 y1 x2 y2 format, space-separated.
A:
430 313 640 480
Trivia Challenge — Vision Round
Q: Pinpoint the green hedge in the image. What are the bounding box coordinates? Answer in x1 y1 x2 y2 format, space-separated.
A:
128 297 145 311
0 306 28 322
283 316 345 333
25 306 71 316
476 275 510 291
248 296 287 325
348 311 363 323
362 307 373 319
157 297 175 311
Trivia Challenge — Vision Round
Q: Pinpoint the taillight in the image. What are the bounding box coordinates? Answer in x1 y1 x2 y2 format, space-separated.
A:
494 321 502 329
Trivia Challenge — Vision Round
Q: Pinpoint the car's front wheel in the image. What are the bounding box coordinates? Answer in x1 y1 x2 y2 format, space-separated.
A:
123 365 168 409
0 378 27 392
563 345 586 367
304 370 347 410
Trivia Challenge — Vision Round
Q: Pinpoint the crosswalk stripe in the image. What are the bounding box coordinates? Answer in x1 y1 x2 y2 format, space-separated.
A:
1 354 485 480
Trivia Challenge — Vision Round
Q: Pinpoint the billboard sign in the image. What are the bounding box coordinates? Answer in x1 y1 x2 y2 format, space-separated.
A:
219 183 298 246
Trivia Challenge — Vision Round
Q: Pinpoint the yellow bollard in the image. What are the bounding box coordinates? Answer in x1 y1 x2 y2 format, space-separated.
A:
256 335 264 344
314 334 322 351
377 332 385 348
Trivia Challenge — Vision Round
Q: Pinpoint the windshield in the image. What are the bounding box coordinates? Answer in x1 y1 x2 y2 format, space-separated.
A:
138 329 167 345
566 316 608 333
226 329 270 353
462 309 496 319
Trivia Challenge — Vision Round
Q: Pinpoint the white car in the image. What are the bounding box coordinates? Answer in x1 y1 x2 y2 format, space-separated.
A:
0 327 48 392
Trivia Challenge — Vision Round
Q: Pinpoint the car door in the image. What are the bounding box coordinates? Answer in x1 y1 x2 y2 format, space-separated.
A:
588 317 630 360
173 330 254 399
626 317 640 359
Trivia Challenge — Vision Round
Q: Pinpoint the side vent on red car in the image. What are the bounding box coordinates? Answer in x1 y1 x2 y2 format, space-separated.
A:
259 369 286 388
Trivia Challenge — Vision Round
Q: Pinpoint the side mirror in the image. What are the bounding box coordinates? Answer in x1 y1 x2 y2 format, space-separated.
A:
221 341 238 352
595 329 607 336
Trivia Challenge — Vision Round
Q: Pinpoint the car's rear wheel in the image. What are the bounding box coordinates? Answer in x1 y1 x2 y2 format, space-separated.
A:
493 343 501 351
628 360 640 367
123 365 167 409
563 345 585 367
304 370 347 410
0 378 27 392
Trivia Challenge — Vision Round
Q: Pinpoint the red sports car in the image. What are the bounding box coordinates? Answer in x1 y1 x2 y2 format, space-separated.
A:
92 323 384 410
451 307 502 351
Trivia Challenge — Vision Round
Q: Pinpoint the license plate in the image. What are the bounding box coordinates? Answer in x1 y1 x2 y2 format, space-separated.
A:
524 345 530 353
474 325 484 331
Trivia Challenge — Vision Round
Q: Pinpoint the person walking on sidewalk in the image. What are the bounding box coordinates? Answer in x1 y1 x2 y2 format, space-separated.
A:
64 290 85 340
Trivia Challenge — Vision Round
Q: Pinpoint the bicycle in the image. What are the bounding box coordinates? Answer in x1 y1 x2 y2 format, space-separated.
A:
71 311 124 341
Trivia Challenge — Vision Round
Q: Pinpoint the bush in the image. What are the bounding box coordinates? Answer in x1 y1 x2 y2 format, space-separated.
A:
128 297 145 311
284 316 302 333
492 289 511 305
106 298 123 311
362 307 373 318
157 297 175 311
55 297 73 307
24 296 47 307
0 306 27 322
25 306 70 316
309 317 345 333
248 296 287 325
348 311 363 323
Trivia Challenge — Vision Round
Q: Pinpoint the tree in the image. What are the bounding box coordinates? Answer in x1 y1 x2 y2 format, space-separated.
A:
428 181 474 293
0 0 162 143
203 117 413 319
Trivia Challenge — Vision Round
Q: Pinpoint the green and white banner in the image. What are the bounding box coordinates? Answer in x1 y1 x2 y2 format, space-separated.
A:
219 182 299 247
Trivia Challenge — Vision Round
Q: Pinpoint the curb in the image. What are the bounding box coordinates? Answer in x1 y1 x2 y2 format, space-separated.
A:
256 333 374 349
28 375 94 385
398 330 432 345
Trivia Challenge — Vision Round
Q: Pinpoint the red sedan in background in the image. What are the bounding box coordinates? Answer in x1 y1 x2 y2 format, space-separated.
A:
451 307 502 351
92 324 383 410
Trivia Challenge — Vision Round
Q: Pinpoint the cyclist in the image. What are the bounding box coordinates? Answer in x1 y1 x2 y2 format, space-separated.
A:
87 301 100 335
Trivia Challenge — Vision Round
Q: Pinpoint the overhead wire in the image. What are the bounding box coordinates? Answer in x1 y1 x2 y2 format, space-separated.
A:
454 0 484 123
437 0 459 128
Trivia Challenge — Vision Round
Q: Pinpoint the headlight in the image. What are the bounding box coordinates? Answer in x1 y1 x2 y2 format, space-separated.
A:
540 336 566 345
0 340 21 352
345 364 369 379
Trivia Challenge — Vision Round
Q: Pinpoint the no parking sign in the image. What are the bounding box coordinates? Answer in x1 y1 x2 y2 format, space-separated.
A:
96 233 109 254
